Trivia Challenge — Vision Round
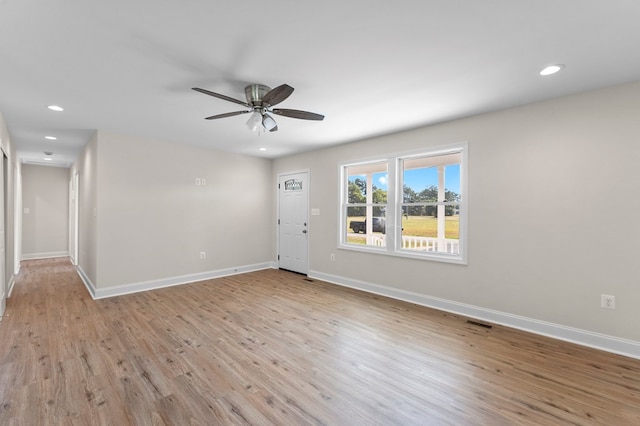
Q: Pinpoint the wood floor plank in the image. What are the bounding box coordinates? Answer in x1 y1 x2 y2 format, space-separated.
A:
0 258 639 425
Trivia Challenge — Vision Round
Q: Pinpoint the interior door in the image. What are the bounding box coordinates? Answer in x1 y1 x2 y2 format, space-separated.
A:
278 172 309 274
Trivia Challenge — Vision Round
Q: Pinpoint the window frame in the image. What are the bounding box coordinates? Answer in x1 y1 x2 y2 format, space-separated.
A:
340 159 390 253
339 143 467 264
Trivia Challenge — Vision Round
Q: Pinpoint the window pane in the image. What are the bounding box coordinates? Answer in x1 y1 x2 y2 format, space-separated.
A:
346 163 387 203
400 152 461 255
402 212 437 238
401 205 459 254
403 154 461 204
403 166 438 204
345 207 386 247
347 177 366 203
445 164 461 202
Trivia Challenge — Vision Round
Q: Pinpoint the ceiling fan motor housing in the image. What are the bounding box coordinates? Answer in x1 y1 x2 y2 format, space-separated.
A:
245 84 271 108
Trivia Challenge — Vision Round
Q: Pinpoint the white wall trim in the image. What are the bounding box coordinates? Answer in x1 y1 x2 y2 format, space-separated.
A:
79 262 277 300
76 265 97 299
309 270 640 360
7 275 15 298
22 251 69 260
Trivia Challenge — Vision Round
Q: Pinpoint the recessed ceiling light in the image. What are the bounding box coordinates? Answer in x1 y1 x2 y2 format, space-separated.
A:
45 136 57 140
43 157 53 161
48 105 64 111
258 147 267 152
540 64 565 76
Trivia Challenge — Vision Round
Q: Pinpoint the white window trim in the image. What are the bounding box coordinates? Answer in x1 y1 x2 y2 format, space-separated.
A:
339 142 468 265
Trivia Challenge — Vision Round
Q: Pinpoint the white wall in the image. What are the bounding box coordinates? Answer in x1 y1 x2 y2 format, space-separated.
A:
76 131 274 294
21 164 70 259
74 134 98 286
273 80 640 352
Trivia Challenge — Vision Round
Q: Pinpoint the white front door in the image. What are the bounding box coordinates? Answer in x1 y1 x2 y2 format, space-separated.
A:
278 171 309 274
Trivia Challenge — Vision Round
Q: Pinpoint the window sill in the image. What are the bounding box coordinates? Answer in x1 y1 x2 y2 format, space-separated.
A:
338 243 467 265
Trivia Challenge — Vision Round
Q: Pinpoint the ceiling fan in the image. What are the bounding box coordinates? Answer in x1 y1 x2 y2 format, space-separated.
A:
192 84 324 132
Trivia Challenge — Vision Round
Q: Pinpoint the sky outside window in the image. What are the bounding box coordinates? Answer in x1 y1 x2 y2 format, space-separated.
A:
404 164 460 194
350 164 460 194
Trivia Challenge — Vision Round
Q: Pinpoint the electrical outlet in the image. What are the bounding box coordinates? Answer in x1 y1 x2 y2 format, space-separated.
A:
200 251 206 260
601 294 615 309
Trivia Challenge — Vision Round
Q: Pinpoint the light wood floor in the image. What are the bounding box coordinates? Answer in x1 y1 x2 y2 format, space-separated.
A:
0 258 639 425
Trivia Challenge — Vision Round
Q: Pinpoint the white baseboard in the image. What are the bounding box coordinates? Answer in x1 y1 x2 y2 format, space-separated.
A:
77 262 277 300
0 275 17 318
76 265 97 299
308 270 640 360
22 251 69 260
7 275 15 298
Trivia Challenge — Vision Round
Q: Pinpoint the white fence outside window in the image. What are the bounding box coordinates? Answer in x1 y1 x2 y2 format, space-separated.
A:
371 235 459 255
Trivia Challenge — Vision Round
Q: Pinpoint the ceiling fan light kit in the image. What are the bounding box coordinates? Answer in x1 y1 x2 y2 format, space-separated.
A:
193 83 324 133
262 114 278 132
246 111 262 132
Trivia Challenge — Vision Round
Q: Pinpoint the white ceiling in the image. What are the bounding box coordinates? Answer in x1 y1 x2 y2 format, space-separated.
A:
1 1 640 166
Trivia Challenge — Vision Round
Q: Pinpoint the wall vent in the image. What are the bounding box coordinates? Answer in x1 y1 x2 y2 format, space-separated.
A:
466 320 493 329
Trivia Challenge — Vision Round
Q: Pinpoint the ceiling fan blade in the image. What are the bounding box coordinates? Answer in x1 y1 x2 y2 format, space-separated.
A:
205 110 250 120
192 87 250 108
262 84 294 106
272 108 325 121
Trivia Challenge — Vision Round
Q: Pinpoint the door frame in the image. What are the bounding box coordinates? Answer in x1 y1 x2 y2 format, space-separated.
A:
14 163 21 276
0 150 6 314
69 171 79 265
276 169 310 274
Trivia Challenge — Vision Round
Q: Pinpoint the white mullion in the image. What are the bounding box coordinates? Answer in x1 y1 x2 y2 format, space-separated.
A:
386 158 396 252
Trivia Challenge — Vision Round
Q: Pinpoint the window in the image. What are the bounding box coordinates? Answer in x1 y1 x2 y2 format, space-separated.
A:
343 161 388 248
340 144 466 263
